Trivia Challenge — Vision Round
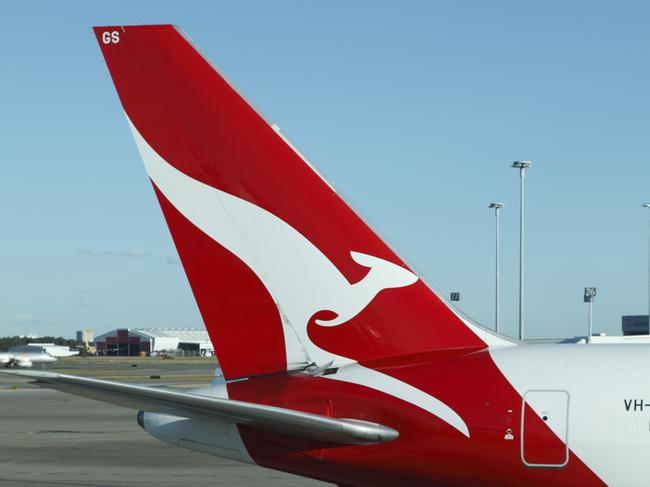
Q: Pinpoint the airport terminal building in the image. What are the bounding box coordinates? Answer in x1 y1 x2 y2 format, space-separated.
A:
94 328 214 357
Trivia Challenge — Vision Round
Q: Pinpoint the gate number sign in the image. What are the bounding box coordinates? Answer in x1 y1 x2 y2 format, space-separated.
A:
584 287 597 302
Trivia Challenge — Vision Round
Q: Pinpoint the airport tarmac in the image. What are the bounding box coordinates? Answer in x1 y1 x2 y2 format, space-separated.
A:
0 359 331 487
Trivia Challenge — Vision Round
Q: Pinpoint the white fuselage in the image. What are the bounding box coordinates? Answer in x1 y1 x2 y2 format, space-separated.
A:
492 343 650 485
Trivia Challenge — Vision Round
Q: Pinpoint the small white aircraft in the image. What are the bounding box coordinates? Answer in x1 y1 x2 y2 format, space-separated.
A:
0 346 57 368
27 343 79 358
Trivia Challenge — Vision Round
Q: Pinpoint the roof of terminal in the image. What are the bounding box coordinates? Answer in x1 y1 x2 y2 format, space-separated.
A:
131 328 210 343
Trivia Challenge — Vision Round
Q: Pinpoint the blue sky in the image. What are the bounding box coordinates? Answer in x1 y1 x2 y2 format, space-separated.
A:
1 1 649 339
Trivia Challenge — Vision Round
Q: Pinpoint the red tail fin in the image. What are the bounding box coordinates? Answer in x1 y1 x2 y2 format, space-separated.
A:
94 25 503 380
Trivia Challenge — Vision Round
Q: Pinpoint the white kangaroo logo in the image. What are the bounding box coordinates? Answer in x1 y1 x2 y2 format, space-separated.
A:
314 251 417 327
128 117 417 367
128 118 469 437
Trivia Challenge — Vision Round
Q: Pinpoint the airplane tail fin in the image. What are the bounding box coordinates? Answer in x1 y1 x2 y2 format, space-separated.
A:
94 25 506 380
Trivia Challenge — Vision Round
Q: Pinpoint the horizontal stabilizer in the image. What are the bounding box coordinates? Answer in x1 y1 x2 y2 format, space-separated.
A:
3 370 398 445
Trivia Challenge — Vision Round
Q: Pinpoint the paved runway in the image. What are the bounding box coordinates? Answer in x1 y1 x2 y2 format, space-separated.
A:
0 360 331 487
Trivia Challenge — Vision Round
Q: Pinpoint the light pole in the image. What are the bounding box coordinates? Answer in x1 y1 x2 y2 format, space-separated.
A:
511 161 532 341
489 203 504 333
587 300 594 343
584 287 596 343
641 203 650 322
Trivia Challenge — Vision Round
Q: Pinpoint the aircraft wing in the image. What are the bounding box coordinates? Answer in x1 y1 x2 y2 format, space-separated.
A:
2 370 397 445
